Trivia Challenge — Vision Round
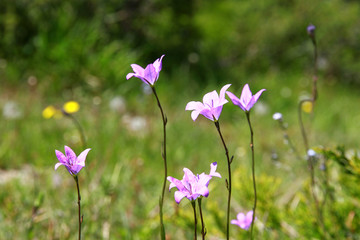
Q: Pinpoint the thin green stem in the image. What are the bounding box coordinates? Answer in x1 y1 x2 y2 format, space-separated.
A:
150 86 167 240
198 198 206 240
214 121 231 240
298 100 326 238
245 112 257 239
74 175 82 240
191 201 198 240
277 119 302 161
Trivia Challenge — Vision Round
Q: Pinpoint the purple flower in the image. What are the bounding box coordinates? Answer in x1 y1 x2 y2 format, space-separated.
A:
231 211 255 230
185 84 231 121
126 55 165 86
55 146 91 176
226 84 265 112
167 162 221 203
307 24 316 38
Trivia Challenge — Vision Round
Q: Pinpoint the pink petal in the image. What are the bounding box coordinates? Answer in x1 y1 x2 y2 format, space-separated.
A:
199 108 216 121
197 173 212 187
153 55 165 73
64 146 77 164
219 84 231 105
202 90 219 107
210 106 223 120
240 84 253 109
144 64 157 85
231 219 239 225
54 162 64 170
209 162 221 178
226 91 245 111
130 64 145 76
76 148 91 167
167 176 185 191
174 191 187 204
185 101 203 111
55 150 67 164
191 110 201 121
126 73 136 80
253 89 266 103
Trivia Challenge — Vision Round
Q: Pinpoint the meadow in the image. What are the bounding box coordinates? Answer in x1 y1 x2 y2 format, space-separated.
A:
1 0 360 239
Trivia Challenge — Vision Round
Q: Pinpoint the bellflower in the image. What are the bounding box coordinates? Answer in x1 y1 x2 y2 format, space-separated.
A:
186 84 231 121
126 55 165 86
167 162 221 204
226 84 266 112
55 146 91 176
231 211 255 230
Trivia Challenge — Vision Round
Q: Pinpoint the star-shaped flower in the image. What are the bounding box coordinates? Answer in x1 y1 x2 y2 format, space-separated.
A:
231 211 255 230
226 84 265 112
126 55 165 86
167 162 221 203
185 84 231 121
55 146 91 176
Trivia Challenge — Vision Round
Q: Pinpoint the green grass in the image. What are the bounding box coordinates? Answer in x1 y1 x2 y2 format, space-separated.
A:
1 69 360 239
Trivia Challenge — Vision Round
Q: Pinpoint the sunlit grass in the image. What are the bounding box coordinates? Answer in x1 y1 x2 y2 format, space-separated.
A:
1 70 360 239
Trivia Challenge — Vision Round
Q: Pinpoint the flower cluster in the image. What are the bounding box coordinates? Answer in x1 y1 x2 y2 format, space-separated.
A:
167 162 221 203
186 83 265 121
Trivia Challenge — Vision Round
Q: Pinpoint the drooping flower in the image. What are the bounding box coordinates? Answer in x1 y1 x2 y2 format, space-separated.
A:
226 84 265 112
55 146 91 176
231 211 255 230
167 162 221 204
185 84 231 121
126 55 165 86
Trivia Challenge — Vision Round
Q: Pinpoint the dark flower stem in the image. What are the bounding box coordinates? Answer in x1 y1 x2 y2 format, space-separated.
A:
198 198 206 240
74 175 82 240
245 112 257 239
150 86 168 240
214 121 231 240
65 113 86 148
191 201 198 240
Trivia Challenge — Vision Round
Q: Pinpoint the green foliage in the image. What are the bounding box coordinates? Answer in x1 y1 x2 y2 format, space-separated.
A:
1 0 360 91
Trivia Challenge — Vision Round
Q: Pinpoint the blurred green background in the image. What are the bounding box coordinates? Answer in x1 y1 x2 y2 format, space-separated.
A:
1 0 360 239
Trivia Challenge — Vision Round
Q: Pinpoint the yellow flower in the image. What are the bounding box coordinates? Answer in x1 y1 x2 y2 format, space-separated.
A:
302 101 313 113
42 105 57 119
63 101 80 114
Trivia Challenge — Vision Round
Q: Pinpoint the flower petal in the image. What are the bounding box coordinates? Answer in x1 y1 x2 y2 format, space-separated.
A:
199 108 216 121
253 89 266 104
167 176 185 191
185 101 203 111
209 162 221 178
130 64 145 76
219 84 231 105
226 91 242 107
144 64 157 85
202 90 218 108
64 146 77 165
76 148 91 167
54 162 64 170
174 191 187 204
153 55 165 73
240 84 253 110
55 150 67 164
